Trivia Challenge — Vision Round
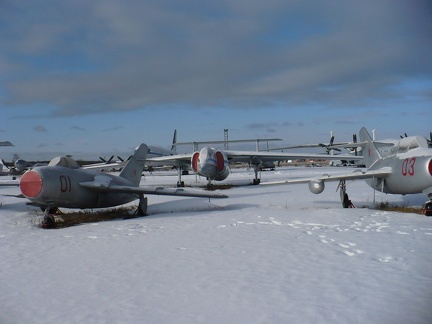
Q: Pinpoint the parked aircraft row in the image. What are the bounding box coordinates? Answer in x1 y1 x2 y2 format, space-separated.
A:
1 127 431 228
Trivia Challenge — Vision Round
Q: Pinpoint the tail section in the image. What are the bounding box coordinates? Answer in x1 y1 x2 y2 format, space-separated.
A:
170 129 177 153
119 144 148 186
359 127 382 168
0 159 7 172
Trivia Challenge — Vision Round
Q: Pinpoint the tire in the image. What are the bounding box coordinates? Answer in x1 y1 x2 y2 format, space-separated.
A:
423 202 432 216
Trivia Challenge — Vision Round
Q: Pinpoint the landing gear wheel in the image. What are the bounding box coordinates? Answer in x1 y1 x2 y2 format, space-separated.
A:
342 193 350 208
177 181 185 187
338 180 355 208
423 201 432 216
252 179 260 185
134 195 148 216
42 214 56 229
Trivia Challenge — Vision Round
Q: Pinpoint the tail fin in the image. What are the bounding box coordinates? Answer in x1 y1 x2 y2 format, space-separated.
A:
170 129 177 153
359 127 381 168
0 159 5 172
119 144 148 186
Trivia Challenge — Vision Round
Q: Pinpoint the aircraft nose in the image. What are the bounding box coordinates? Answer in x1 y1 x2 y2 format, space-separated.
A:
20 170 43 198
429 159 432 176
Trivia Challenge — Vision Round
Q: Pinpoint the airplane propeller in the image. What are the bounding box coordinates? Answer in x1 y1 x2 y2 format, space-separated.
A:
353 134 358 156
321 133 341 154
99 155 114 164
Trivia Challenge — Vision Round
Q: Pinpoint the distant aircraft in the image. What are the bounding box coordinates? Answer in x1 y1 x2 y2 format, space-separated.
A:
8 159 48 174
263 131 346 154
0 141 14 175
262 127 432 216
327 130 396 159
148 146 363 187
261 131 366 167
0 159 11 176
0 141 13 147
326 130 432 158
19 143 228 226
83 130 179 171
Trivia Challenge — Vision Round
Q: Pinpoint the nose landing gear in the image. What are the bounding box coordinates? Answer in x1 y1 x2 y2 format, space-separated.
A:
41 207 60 228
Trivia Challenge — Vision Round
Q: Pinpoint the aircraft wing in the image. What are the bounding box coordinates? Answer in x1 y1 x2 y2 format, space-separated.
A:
79 182 228 199
146 150 363 169
174 138 282 146
82 162 126 170
262 167 392 186
264 142 349 151
222 150 363 163
146 154 192 167
327 141 394 150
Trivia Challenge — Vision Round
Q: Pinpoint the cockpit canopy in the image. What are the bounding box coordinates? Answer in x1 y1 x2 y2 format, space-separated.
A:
48 156 80 169
390 136 429 155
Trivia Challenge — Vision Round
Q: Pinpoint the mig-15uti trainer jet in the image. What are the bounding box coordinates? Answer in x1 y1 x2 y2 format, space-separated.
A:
262 127 432 216
19 143 228 226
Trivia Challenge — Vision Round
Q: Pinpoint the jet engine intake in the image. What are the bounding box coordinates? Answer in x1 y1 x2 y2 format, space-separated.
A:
309 180 325 194
213 151 229 181
192 152 200 173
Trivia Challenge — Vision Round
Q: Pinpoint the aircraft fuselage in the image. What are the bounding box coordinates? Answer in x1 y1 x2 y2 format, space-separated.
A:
366 149 432 194
20 167 138 209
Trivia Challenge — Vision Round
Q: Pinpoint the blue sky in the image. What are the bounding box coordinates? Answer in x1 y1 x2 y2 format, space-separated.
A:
1 0 431 160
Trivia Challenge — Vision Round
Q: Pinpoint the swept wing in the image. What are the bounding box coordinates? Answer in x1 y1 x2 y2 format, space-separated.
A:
79 181 228 199
262 168 392 186
148 150 363 164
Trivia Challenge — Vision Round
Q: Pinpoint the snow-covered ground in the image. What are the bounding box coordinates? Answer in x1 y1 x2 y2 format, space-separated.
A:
1 166 432 323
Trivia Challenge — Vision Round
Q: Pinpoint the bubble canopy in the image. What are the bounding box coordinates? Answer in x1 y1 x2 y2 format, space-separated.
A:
48 156 80 169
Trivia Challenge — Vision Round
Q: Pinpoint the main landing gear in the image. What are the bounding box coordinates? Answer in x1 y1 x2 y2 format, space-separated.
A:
132 194 148 216
338 180 355 208
176 167 186 187
423 194 432 216
252 164 261 185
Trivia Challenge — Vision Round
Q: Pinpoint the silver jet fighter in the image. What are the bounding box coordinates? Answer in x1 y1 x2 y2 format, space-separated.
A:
262 127 432 215
148 147 363 187
19 144 228 224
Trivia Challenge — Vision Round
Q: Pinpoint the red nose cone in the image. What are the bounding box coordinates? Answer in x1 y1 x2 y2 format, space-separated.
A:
20 171 43 198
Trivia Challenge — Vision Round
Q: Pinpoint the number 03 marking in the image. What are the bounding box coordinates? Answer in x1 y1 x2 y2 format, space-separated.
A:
402 157 416 176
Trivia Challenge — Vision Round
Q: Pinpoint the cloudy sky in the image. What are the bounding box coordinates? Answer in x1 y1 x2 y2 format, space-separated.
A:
1 0 431 160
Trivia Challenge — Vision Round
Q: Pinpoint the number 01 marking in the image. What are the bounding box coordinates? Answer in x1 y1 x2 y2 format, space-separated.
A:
402 157 416 176
60 175 72 192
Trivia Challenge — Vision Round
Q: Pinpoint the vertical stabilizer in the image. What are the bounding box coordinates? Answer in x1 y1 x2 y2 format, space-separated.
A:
119 144 148 186
170 129 177 153
359 127 382 168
